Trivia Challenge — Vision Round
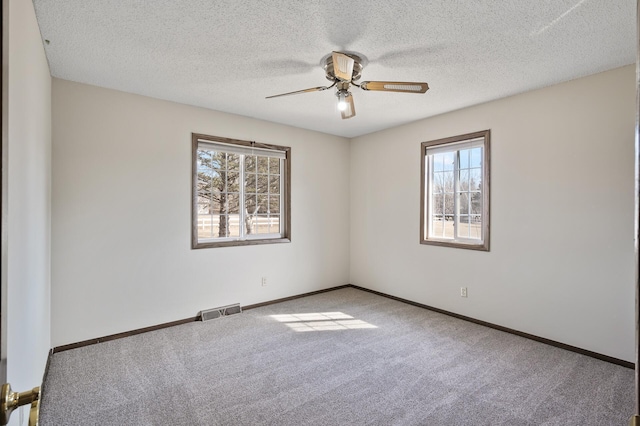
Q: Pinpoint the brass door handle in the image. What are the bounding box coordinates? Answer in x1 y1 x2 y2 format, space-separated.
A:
0 383 40 425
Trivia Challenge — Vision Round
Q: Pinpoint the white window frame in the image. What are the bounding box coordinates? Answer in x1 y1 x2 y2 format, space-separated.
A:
192 134 291 249
420 130 490 251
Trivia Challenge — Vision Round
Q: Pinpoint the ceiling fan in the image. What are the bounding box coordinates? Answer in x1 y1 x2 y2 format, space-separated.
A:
266 51 429 119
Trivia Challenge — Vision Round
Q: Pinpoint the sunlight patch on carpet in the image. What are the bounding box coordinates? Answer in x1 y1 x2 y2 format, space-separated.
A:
270 312 377 332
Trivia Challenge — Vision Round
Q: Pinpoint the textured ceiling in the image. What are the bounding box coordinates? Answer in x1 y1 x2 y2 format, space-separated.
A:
33 0 635 138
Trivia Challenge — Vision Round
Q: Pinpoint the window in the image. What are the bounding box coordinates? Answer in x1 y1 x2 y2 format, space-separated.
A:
420 130 490 251
192 134 291 248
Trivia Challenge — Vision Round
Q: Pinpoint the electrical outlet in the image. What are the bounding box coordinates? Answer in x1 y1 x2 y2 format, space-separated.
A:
460 287 468 298
261 277 267 287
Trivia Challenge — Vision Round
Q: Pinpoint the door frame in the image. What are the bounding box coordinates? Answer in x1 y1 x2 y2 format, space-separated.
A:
1 0 9 386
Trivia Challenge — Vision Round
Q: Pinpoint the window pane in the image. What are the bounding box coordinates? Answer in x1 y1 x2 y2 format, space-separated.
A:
470 217 482 239
432 154 443 172
471 192 482 214
197 214 215 239
214 171 226 192
269 175 280 194
254 215 270 234
245 194 257 215
228 194 241 237
443 216 454 238
197 163 211 176
444 172 454 193
443 152 455 171
432 193 443 216
459 170 469 191
197 164 212 186
197 150 212 168
245 213 255 235
227 193 240 214
198 191 211 208
227 153 240 172
197 173 211 192
245 173 256 193
227 172 240 193
269 157 280 174
459 192 469 215
257 194 268 213
470 147 482 168
460 149 470 169
431 216 444 237
228 213 240 238
459 218 479 239
430 191 455 239
245 155 256 172
460 214 482 240
470 168 482 191
257 175 269 193
269 195 280 214
218 215 229 238
430 186 445 238
205 170 218 193
458 215 469 238
211 193 222 214
269 215 281 234
197 202 210 215
445 193 454 215
257 156 269 173
458 191 471 239
433 172 445 193
213 152 226 170
204 169 215 182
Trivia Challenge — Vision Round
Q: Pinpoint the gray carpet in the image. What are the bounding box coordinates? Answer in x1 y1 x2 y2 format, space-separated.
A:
40 288 634 425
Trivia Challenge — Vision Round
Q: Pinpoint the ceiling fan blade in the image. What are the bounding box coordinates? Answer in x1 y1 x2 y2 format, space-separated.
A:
341 94 356 119
265 86 330 99
360 81 429 94
332 51 355 82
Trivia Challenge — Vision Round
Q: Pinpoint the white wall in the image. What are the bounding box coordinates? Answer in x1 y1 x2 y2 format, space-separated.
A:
6 0 52 418
51 79 350 346
350 65 636 362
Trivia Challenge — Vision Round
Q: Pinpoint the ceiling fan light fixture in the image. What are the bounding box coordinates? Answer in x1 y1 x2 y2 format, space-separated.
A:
337 91 348 111
341 92 356 120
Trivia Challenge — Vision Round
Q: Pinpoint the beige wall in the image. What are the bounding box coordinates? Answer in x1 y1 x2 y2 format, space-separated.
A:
51 79 351 346
7 0 52 416
51 64 635 361
350 65 635 362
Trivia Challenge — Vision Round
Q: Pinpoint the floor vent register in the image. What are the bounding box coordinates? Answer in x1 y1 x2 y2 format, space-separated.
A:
200 303 242 321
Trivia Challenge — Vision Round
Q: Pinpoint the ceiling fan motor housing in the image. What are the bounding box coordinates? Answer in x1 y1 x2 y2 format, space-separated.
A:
324 53 364 82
